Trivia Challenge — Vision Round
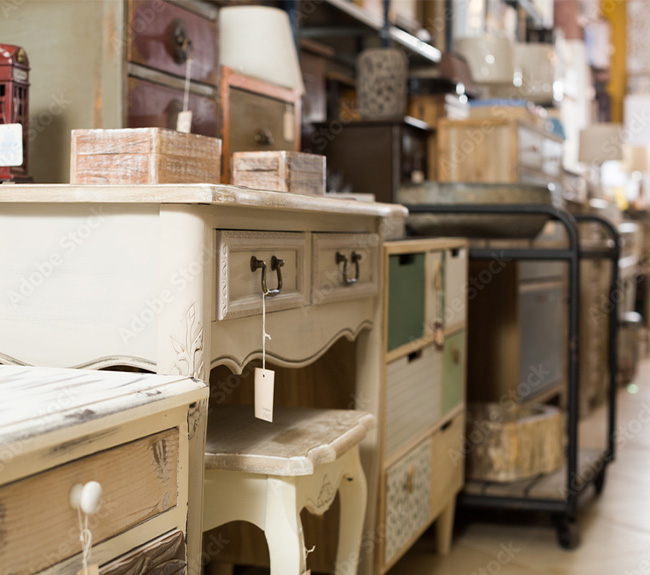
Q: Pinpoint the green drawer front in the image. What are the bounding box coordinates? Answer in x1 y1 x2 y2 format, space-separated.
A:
387 253 426 351
442 331 466 414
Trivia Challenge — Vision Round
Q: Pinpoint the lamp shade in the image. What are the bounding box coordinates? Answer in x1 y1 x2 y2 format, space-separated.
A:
455 35 514 84
578 123 624 164
219 6 305 94
622 145 650 173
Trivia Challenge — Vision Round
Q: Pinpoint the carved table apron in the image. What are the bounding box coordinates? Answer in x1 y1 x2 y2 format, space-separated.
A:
0 183 407 575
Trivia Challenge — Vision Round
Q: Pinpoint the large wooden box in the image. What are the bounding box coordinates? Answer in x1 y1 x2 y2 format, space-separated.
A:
70 128 222 185
231 151 325 195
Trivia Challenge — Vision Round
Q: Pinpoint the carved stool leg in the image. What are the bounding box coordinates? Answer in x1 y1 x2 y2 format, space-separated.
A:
264 477 307 575
435 497 456 556
335 448 367 575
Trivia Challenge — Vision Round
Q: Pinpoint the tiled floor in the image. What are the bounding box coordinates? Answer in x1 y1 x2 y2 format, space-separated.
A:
388 357 650 575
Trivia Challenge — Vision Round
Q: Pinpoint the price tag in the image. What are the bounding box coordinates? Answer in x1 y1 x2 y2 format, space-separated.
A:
255 367 275 422
176 110 193 134
0 124 23 167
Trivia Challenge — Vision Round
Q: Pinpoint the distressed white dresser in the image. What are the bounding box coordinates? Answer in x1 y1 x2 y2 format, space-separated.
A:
0 365 208 575
0 184 407 575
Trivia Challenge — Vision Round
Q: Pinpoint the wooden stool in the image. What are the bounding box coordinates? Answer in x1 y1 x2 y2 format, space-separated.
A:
203 406 376 575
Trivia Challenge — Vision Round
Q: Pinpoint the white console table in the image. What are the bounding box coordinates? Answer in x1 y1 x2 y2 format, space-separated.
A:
0 184 406 575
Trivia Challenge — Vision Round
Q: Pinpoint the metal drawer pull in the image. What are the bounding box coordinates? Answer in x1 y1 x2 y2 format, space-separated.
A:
170 18 193 64
405 464 415 494
336 250 362 285
250 255 284 296
255 128 274 146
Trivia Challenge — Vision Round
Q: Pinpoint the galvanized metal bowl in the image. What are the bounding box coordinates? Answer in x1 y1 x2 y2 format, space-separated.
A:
398 181 563 239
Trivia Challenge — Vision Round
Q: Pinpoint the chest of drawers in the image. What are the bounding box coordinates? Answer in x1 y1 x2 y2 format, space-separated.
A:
0 365 208 575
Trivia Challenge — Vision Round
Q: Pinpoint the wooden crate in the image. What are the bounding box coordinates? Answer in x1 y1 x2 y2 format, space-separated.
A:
70 128 222 185
231 151 325 195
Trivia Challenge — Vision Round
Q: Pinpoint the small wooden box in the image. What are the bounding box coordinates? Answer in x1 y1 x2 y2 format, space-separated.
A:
231 151 326 195
70 128 221 185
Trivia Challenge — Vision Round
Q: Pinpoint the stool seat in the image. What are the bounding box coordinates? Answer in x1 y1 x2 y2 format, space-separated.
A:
203 405 375 575
205 405 376 476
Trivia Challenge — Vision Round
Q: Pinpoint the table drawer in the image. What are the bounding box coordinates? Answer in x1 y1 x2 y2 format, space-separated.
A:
385 344 442 459
215 230 308 320
442 330 465 414
387 252 426 351
312 233 379 305
127 76 218 137
127 0 218 85
384 437 432 567
0 428 179 575
431 413 464 517
100 529 185 575
444 246 467 328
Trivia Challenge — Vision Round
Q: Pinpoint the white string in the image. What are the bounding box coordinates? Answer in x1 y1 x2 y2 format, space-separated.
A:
262 292 271 369
182 57 193 112
77 509 93 572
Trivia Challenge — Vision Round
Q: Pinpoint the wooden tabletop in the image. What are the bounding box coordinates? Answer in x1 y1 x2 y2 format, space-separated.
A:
205 405 376 476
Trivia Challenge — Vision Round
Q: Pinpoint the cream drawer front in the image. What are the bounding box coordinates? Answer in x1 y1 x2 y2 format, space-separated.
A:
518 126 543 170
0 428 179 575
444 247 468 328
431 413 465 517
385 345 442 459
542 138 564 178
312 233 379 305
215 231 308 320
384 437 433 567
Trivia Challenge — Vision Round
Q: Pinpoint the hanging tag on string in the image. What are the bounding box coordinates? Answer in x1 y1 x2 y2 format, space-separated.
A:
177 52 193 133
70 482 102 575
255 291 275 422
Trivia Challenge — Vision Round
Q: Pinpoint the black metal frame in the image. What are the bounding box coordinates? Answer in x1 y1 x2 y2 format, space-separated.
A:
405 203 620 534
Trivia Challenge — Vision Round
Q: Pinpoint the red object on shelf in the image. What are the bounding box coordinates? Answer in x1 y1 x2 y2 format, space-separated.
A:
0 44 30 181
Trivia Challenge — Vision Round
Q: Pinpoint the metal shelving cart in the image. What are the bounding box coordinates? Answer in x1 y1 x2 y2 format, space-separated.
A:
404 202 620 548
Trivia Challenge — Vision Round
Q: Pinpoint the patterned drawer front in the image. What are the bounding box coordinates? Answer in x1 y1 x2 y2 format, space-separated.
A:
444 247 467 328
127 0 218 85
430 413 465 518
387 252 426 351
517 125 543 170
385 345 442 458
442 331 466 414
0 429 179 575
100 530 186 575
384 437 433 567
215 230 308 320
312 233 379 305
127 76 217 137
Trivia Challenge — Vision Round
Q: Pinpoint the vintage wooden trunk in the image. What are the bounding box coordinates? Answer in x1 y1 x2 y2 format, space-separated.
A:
0 365 208 575
231 151 326 195
70 128 222 185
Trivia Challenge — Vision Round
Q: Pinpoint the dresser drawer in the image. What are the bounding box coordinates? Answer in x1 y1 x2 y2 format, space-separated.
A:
0 428 179 575
444 246 467 328
431 413 464 518
100 529 185 575
387 252 426 351
442 330 466 415
384 437 432 567
385 344 442 459
312 233 379 305
425 251 444 338
215 230 308 320
127 0 218 85
127 76 218 137
227 87 298 156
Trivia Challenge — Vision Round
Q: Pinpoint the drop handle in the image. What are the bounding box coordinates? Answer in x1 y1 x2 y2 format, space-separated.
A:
405 464 415 494
335 250 361 285
251 256 284 296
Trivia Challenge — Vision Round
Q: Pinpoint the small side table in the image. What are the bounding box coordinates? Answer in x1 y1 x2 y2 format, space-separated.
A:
203 406 376 575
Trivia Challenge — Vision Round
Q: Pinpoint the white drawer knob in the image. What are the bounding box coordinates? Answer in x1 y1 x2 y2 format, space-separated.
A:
70 481 103 515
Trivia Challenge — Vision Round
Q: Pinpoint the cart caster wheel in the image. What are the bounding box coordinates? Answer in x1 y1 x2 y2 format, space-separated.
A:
555 517 580 550
594 471 606 495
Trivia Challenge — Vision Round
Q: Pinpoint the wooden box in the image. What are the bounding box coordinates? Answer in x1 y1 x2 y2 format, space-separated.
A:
231 151 326 195
70 128 221 185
